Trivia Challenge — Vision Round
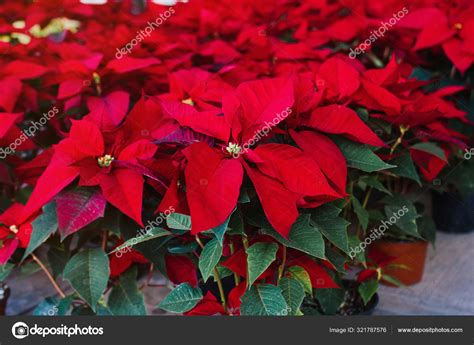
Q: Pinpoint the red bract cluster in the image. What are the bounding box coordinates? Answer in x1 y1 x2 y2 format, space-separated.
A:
0 0 472 316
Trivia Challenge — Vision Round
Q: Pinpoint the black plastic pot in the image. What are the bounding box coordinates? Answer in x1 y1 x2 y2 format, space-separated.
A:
301 280 379 316
0 283 10 316
432 191 474 233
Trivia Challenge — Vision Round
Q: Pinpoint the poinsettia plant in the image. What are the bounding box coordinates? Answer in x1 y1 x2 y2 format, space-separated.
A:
0 0 472 316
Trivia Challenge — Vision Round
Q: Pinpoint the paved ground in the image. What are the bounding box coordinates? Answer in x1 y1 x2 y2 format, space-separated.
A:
374 231 474 315
4 231 474 315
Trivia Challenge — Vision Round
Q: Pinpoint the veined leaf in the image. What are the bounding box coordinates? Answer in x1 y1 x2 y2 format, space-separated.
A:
311 205 350 254
159 283 203 313
261 214 325 259
108 267 146 315
109 227 171 254
279 277 305 316
246 242 278 287
287 266 313 296
63 248 109 312
210 211 232 245
351 196 369 232
389 153 421 185
166 213 192 230
199 238 223 282
23 202 58 260
358 279 378 305
240 284 288 316
334 138 395 172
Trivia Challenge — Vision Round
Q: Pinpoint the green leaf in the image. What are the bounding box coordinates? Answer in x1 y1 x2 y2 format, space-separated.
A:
210 212 232 245
388 153 421 185
351 196 369 231
238 187 251 203
383 195 421 238
23 202 58 260
167 242 198 254
325 245 347 273
358 279 378 305
334 138 395 172
311 205 350 254
240 284 288 316
0 263 14 281
246 242 278 287
261 214 325 259
279 277 305 315
381 274 406 287
63 248 110 312
109 227 171 254
159 283 203 313
199 238 223 282
287 266 312 296
315 287 345 315
47 246 69 278
108 267 146 315
411 142 447 162
211 266 233 282
166 213 191 230
348 235 366 263
359 175 392 195
227 210 245 236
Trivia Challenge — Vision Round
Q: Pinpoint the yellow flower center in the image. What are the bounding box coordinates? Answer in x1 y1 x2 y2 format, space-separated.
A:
181 98 194 106
454 23 463 30
225 142 242 156
9 225 18 234
97 154 114 168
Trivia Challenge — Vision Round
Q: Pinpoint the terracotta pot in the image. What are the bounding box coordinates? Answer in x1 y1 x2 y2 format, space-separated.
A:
369 240 428 286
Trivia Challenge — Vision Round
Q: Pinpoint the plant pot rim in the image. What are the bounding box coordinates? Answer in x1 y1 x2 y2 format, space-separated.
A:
376 237 427 244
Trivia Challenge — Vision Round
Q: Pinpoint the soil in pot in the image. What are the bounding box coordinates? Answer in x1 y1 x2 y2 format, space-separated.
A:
432 191 474 233
369 239 428 286
301 280 378 316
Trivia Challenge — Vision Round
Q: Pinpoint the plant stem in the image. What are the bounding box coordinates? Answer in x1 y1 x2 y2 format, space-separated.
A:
101 231 107 251
362 187 373 209
277 246 287 281
229 243 240 286
195 235 227 313
32 253 66 298
242 236 249 250
390 125 410 155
